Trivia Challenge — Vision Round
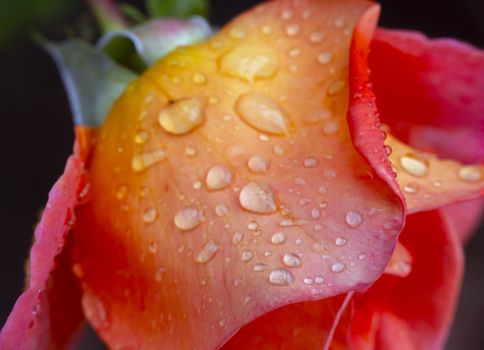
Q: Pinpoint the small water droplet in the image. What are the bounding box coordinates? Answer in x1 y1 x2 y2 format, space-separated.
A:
403 182 419 194
158 97 205 135
314 276 325 284
317 51 333 64
174 206 201 231
115 185 128 200
311 208 321 219
241 250 254 262
215 203 229 217
323 120 340 135
253 263 268 272
193 180 203 190
335 237 347 246
288 47 301 58
294 177 306 185
206 165 233 190
281 9 292 20
283 253 302 268
248 154 269 174
303 277 313 285
271 232 287 245
327 80 346 95
185 146 197 157
192 73 207 84
331 262 345 273
134 130 149 144
132 150 166 172
345 210 363 228
400 155 428 177
261 25 273 34
142 207 158 223
458 166 482 182
195 240 219 263
239 181 277 214
236 93 289 135
285 24 300 37
334 16 346 28
148 241 158 254
269 268 294 286
232 232 243 244
82 294 108 328
229 28 246 39
273 145 285 156
303 109 332 124
309 31 325 43
304 157 318 168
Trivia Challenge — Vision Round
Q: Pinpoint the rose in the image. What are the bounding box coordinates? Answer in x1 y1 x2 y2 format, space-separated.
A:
1 0 483 349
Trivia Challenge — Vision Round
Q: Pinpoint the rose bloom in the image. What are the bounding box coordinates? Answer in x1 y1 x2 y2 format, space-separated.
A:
1 0 483 349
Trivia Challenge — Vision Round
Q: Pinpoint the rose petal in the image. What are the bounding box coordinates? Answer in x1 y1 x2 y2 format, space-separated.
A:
72 1 404 349
0 128 95 349
348 13 484 214
350 210 464 350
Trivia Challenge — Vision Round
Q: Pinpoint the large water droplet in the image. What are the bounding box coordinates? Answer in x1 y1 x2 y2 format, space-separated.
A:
220 45 279 83
458 165 482 183
174 206 201 231
131 150 166 172
195 240 219 263
345 210 363 228
206 165 233 190
399 155 428 177
269 268 294 286
158 97 205 135
239 181 277 214
283 253 302 268
236 93 290 135
248 154 269 174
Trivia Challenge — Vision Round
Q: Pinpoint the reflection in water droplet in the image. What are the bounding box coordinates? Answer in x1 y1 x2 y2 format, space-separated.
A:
269 269 294 286
248 154 269 174
142 207 158 223
458 166 482 183
239 181 277 214
400 155 428 177
206 165 233 190
132 150 166 172
195 240 219 263
283 253 302 268
221 45 279 83
345 210 363 227
174 206 201 231
331 262 345 273
158 97 205 135
236 93 289 135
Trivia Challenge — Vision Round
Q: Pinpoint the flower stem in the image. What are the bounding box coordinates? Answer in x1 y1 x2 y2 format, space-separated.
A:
87 0 128 32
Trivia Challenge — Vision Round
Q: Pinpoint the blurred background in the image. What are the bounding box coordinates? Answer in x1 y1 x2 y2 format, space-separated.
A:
0 0 482 349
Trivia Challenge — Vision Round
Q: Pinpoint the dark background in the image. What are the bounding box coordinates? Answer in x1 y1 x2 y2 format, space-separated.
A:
0 0 482 349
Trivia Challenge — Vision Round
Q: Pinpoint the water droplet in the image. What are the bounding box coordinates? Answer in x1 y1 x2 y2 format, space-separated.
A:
345 210 363 228
142 207 157 223
273 145 285 156
248 154 269 174
134 130 149 144
271 232 287 245
458 166 482 182
158 97 205 135
303 109 332 124
331 262 345 273
304 157 318 168
328 80 346 95
399 155 428 177
294 177 306 185
241 250 254 262
283 253 302 268
82 294 108 328
232 232 243 244
253 263 268 272
335 237 347 246
229 28 246 39
236 93 289 135
261 25 273 34
323 120 340 135
303 277 313 285
311 208 321 219
215 203 229 217
185 146 197 157
317 51 333 64
281 9 292 20
115 185 128 200
239 181 277 214
206 165 233 190
314 276 325 284
285 24 300 37
132 150 166 172
288 47 301 58
403 182 419 194
174 206 201 231
192 73 206 85
309 31 325 43
149 241 158 254
269 268 294 286
193 180 203 190
195 240 219 263
220 46 278 83
323 169 337 180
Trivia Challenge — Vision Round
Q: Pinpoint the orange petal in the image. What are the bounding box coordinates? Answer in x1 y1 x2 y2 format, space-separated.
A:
72 1 403 349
